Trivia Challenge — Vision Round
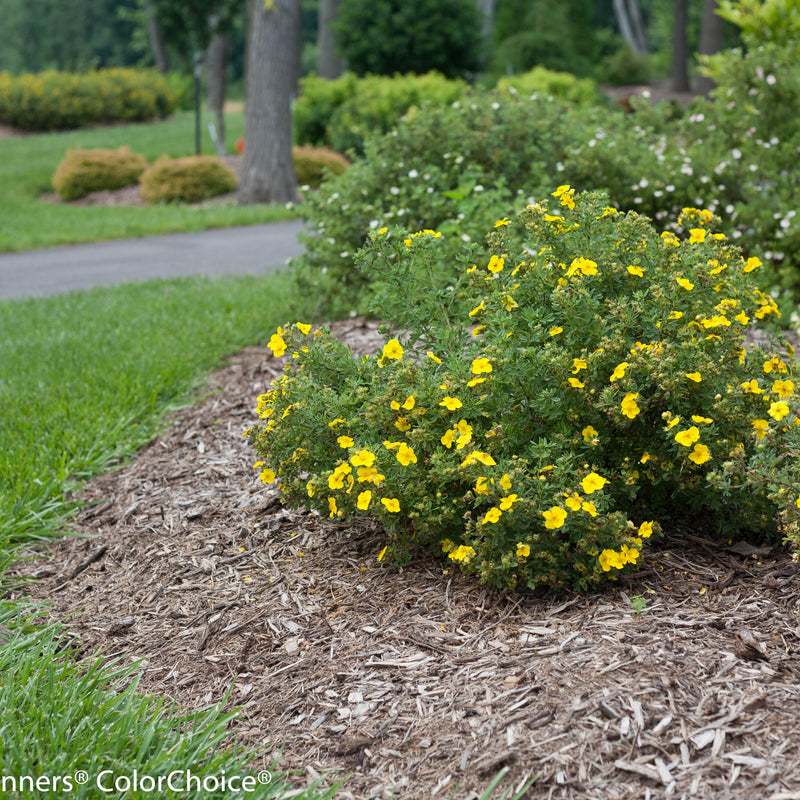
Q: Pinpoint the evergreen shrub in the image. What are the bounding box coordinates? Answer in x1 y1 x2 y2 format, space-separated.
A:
52 146 148 201
292 145 349 188
250 190 799 592
139 156 236 204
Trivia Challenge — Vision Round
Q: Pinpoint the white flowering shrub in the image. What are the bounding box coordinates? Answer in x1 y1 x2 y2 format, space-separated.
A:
250 190 800 591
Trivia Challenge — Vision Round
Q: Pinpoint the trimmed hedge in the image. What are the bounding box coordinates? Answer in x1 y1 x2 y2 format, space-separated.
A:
292 145 349 188
494 66 605 105
139 156 236 204
0 68 176 132
52 147 148 201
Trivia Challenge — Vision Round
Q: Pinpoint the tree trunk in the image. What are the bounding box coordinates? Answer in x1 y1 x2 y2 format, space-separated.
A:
696 0 723 95
206 30 230 156
626 0 648 54
671 0 691 92
239 0 299 205
317 0 342 79
145 0 170 73
613 0 643 54
476 0 496 41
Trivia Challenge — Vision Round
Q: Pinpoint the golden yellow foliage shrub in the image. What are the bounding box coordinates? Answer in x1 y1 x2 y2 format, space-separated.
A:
139 156 236 204
52 146 148 201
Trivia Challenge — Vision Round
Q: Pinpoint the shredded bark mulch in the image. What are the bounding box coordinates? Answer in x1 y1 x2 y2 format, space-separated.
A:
10 318 800 800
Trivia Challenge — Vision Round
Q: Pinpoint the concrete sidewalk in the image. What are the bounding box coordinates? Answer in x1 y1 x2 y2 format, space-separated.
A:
0 220 305 300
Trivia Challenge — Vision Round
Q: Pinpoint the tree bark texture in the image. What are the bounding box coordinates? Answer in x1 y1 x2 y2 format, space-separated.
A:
145 0 170 72
239 0 300 205
317 0 342 79
206 29 230 156
671 0 691 92
476 0 496 41
696 0 723 95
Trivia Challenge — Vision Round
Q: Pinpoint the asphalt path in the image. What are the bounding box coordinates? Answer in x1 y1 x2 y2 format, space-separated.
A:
0 220 306 300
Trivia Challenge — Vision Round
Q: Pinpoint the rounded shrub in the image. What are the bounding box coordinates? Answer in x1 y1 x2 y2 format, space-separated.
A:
494 66 604 105
250 190 799 592
292 145 349 188
52 146 149 201
139 156 236 204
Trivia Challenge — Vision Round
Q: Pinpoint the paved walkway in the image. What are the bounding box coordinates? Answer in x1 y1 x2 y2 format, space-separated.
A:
0 220 305 300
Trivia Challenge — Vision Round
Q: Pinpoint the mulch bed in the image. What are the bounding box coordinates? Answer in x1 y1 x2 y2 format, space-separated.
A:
9 318 800 800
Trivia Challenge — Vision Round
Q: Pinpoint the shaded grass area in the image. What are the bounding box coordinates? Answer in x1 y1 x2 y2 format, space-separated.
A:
0 111 296 253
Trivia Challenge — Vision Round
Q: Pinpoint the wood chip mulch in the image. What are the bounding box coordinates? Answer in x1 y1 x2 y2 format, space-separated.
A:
9 318 800 800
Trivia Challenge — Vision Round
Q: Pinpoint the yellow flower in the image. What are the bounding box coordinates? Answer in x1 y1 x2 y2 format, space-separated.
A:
461 450 496 467
307 481 316 498
688 443 711 464
752 419 770 440
582 425 599 443
267 332 287 357
772 380 795 399
328 497 338 517
377 546 388 561
327 417 345 428
337 435 354 448
494 217 510 228
440 539 455 553
350 449 376 468
676 277 695 291
599 549 624 571
439 396 463 411
627 265 644 277
482 507 502 524
260 467 276 484
378 227 388 235
549 326 564 336
581 472 609 494
621 392 641 419
475 476 490 495
382 339 404 360
742 379 763 394
674 426 700 447
542 506 567 529
395 416 411 431
763 356 787 374
571 358 587 374
296 322 312 334
689 228 706 243
565 493 583 511
667 310 684 320
743 256 762 273
395 443 418 466
448 544 475 563
619 544 640 565
487 255 505 273
516 542 530 558
685 372 702 383
357 465 385 484
691 415 713 424
499 494 519 511
381 497 400 513
552 184 575 208
581 501 598 517
499 473 512 492
471 357 493 374
441 429 455 448
455 419 473 449
638 521 654 538
567 256 598 277
357 490 372 510
469 301 484 317
427 351 441 364
768 401 790 421
467 377 487 387
734 311 750 325
610 362 629 382
640 452 650 464
569 377 585 389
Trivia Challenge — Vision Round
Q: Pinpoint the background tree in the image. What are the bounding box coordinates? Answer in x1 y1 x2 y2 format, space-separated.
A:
239 0 301 204
671 0 691 90
316 0 342 78
696 0 724 93
333 0 484 78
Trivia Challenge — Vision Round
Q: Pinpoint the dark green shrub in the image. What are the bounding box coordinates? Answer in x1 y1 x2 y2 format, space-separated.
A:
52 146 148 201
0 68 175 131
334 0 483 79
251 191 799 592
139 156 236 204
293 71 468 156
292 145 349 188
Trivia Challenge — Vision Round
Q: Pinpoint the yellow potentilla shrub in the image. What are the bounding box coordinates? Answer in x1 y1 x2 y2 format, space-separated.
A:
249 190 800 592
52 146 148 200
139 156 236 204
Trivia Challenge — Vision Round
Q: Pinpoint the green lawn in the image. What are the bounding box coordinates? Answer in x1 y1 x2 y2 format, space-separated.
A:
0 111 296 252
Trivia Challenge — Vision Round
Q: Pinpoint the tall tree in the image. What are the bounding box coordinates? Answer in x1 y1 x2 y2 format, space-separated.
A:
696 0 723 94
239 0 301 204
316 0 342 78
671 0 691 92
206 23 230 155
144 0 171 71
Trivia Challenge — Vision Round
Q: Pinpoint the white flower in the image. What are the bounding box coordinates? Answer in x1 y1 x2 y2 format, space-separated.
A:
389 186 400 195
